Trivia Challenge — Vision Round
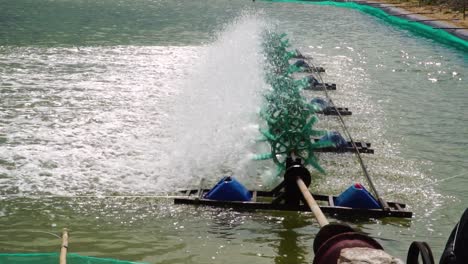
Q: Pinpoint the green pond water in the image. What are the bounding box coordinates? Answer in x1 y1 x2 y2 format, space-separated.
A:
1 0 468 263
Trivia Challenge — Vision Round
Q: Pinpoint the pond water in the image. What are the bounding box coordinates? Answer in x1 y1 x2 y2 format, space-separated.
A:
1 0 467 263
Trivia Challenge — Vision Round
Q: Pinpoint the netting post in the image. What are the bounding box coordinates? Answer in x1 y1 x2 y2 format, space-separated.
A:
60 228 68 264
464 0 466 20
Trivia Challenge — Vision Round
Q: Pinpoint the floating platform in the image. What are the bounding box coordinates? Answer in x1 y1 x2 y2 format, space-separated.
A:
174 187 411 219
312 140 374 154
306 66 326 73
291 60 326 73
304 83 336 90
318 107 352 116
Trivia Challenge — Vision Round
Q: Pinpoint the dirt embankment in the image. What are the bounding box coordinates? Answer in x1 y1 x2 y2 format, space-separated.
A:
371 0 468 28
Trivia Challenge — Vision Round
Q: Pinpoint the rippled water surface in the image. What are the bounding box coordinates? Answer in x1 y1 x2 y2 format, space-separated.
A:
1 0 468 263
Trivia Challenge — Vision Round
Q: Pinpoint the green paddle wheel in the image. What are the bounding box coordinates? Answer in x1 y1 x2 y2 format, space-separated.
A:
254 32 333 176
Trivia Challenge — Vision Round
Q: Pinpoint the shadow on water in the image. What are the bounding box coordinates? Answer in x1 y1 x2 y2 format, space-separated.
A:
274 214 309 264
334 215 412 229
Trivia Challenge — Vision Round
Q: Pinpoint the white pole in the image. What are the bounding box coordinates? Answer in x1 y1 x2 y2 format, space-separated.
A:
296 178 329 227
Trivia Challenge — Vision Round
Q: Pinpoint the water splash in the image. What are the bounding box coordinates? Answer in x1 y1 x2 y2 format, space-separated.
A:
160 13 269 189
0 46 199 196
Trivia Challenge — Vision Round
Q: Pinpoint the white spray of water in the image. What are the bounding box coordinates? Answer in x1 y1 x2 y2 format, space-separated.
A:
160 13 269 189
0 13 271 196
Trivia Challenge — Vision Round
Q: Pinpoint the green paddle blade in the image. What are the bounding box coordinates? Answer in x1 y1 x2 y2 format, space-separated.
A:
303 115 319 131
255 31 330 175
275 165 285 178
311 139 335 149
259 128 276 141
309 129 328 137
306 156 326 174
255 136 268 142
252 153 273 161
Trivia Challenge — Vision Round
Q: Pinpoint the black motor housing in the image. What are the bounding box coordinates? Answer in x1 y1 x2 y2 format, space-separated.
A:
440 208 468 264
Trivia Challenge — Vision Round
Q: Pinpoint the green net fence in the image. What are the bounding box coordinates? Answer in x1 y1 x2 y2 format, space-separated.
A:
264 0 468 52
0 253 143 264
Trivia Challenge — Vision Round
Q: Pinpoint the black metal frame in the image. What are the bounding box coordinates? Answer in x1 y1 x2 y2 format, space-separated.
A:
174 185 412 218
305 83 336 91
318 107 352 116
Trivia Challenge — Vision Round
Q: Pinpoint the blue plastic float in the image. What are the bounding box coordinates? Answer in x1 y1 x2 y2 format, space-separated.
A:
319 131 348 149
310 97 330 110
335 183 381 209
204 176 252 202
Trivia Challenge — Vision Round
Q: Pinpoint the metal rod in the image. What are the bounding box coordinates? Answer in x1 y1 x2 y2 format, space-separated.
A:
306 60 389 210
296 178 329 227
60 229 68 264
196 178 206 198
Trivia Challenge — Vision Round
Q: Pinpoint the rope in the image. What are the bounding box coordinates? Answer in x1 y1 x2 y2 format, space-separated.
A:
303 56 388 209
30 231 62 239
383 171 468 196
